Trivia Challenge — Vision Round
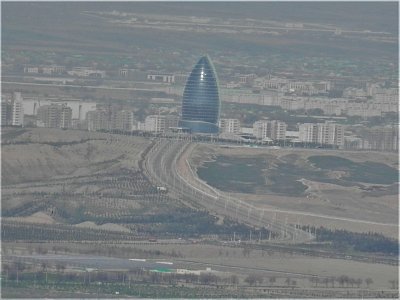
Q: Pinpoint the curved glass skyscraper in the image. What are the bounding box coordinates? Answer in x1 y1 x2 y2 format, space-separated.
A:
180 55 220 134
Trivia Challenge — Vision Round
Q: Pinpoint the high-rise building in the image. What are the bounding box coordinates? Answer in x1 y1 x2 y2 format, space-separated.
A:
11 92 24 126
1 97 13 126
86 109 109 131
299 123 318 143
219 119 241 134
179 55 220 134
111 110 135 131
60 105 72 128
37 103 72 128
253 120 287 140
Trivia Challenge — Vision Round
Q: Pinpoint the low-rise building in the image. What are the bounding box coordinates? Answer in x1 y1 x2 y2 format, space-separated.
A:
68 67 106 78
147 74 174 83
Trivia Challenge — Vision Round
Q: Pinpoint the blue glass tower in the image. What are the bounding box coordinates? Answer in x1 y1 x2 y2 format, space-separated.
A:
179 55 220 134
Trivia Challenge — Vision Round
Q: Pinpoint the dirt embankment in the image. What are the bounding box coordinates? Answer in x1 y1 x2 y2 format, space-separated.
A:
2 128 150 185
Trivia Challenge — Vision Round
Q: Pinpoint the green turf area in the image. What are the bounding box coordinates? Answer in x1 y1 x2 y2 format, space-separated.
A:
197 156 266 194
197 155 309 196
197 154 398 196
308 156 398 185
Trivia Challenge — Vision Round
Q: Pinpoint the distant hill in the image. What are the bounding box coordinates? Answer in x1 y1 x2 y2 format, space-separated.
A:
3 2 398 34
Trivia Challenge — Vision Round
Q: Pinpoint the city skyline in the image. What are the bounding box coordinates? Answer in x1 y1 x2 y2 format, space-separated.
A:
1 2 398 298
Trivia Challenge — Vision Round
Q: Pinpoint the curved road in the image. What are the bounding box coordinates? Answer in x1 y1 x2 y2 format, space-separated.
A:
144 138 313 243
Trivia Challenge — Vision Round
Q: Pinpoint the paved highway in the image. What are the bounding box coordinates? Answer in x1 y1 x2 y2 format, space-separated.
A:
144 138 313 243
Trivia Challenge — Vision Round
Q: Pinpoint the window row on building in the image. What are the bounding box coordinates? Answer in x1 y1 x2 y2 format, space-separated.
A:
86 109 135 132
37 103 72 128
140 115 180 133
1 92 24 126
299 122 344 146
219 118 344 147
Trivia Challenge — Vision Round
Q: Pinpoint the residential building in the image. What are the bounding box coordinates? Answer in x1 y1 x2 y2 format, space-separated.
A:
1 96 13 126
60 105 73 128
219 118 241 134
111 110 135 131
11 92 24 126
147 74 175 83
299 122 344 147
144 115 179 132
37 103 72 128
68 67 106 78
253 120 287 140
86 109 110 131
299 123 318 143
145 115 165 133
24 65 65 74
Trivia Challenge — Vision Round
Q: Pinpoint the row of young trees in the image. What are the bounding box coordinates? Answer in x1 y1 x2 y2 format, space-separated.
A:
301 225 398 255
309 275 374 289
3 260 399 297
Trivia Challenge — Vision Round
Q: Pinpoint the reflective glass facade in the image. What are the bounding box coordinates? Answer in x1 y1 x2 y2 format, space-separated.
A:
180 56 220 134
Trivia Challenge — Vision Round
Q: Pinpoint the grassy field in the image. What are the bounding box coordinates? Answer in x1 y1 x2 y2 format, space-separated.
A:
191 143 398 237
197 153 398 196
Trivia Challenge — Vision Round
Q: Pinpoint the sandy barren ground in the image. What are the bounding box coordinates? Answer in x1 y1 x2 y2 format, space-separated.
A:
1 128 152 228
5 212 56 224
188 143 399 237
2 128 148 185
75 221 131 233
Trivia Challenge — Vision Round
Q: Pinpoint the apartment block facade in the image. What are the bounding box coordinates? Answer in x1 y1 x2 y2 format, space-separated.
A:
299 122 344 147
219 118 241 134
253 120 287 140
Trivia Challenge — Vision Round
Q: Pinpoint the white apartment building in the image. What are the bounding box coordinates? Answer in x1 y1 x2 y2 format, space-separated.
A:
147 74 175 83
253 120 287 140
144 115 179 132
23 96 96 121
219 119 241 134
60 105 73 128
299 122 344 147
299 123 318 143
24 65 65 74
11 92 24 126
23 66 40 74
68 67 106 78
